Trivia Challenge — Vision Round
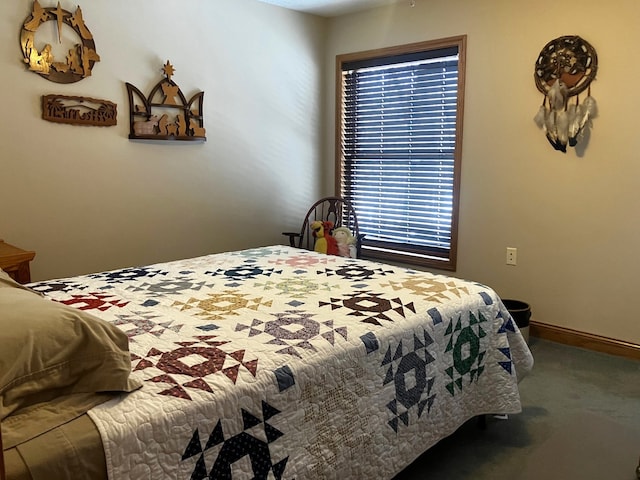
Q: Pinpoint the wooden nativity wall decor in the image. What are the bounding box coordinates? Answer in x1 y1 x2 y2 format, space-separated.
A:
533 35 598 153
42 94 117 126
20 0 100 83
126 61 206 142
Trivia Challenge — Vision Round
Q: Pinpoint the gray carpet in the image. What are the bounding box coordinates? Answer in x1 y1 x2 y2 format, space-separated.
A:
394 338 640 480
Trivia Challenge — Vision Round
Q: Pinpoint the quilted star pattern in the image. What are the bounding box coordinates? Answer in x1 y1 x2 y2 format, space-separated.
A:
88 266 166 283
443 311 489 395
125 276 215 297
58 292 129 311
253 277 341 299
319 290 416 326
181 401 288 480
133 336 259 400
205 264 282 281
111 311 183 340
171 290 273 321
316 264 395 281
496 308 519 374
300 367 372 478
28 279 88 294
268 253 336 268
380 276 470 303
233 246 287 259
382 331 436 432
235 310 348 358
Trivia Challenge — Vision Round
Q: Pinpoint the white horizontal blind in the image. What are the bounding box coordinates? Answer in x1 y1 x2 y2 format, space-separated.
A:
340 48 460 261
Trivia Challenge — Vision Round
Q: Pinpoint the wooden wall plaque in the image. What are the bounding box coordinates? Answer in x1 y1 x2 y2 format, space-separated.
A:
20 1 100 84
42 94 117 126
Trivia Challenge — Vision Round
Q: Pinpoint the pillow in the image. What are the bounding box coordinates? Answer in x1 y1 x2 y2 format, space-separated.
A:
0 269 141 422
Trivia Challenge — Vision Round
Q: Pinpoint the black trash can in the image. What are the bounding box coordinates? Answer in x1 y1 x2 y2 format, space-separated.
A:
503 299 531 344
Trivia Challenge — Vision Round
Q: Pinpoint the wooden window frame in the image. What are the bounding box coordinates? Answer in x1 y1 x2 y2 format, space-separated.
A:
335 35 466 271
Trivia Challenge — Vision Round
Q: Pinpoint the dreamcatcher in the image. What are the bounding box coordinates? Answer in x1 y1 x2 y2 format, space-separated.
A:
533 35 598 152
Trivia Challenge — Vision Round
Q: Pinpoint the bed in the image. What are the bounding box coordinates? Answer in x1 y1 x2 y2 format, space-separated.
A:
1 245 534 479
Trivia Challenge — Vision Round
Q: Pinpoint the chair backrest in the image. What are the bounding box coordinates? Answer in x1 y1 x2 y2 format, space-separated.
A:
285 196 363 257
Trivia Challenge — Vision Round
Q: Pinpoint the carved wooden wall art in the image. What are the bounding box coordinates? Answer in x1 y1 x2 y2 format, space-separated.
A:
42 94 117 126
20 0 100 84
533 35 598 153
126 61 206 142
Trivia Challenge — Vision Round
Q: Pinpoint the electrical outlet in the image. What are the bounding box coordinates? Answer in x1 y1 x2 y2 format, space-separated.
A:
506 247 517 266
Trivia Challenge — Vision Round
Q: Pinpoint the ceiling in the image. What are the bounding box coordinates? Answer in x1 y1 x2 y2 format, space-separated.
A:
257 0 402 17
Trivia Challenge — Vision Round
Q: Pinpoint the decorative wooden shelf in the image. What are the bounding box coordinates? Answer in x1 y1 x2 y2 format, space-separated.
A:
126 61 206 142
130 135 205 142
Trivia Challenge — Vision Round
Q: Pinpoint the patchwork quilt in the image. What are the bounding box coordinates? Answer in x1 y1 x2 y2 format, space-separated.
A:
32 245 534 479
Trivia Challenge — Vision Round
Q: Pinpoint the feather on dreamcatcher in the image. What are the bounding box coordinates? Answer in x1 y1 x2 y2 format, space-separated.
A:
533 35 598 152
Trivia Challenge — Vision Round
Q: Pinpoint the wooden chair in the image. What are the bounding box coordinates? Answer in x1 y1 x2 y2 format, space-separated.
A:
283 196 364 257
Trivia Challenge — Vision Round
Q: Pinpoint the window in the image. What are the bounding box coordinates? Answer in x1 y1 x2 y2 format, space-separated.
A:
336 36 466 271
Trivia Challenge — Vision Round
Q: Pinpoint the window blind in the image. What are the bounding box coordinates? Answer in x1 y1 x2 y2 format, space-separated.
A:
340 48 460 264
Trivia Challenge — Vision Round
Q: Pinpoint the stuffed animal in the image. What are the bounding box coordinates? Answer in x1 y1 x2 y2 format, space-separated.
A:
311 220 339 256
332 226 357 258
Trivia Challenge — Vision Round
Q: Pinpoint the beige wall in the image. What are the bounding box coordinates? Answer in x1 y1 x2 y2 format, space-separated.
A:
3 0 639 345
1 0 326 279
325 0 640 344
